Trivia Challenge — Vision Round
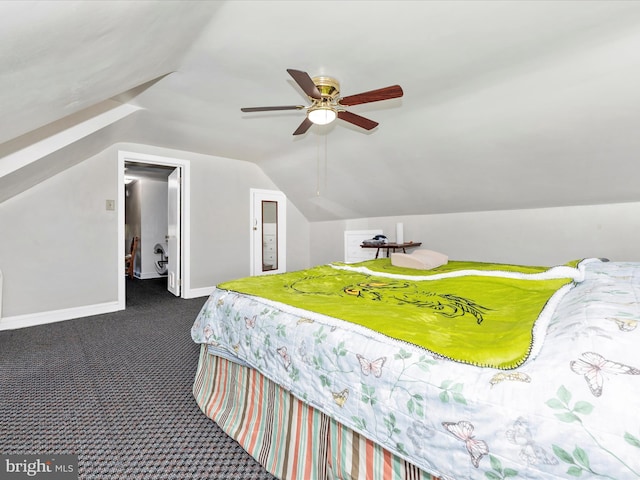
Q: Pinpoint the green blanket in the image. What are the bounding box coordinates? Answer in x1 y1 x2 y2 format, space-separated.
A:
218 259 587 369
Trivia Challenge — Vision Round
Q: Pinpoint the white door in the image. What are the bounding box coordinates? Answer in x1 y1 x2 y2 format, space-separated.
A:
250 189 286 276
167 168 181 296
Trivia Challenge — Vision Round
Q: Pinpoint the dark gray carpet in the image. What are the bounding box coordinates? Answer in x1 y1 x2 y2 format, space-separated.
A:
0 277 276 480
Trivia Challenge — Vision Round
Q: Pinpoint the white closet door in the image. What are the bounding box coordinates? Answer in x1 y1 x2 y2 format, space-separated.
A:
167 168 181 296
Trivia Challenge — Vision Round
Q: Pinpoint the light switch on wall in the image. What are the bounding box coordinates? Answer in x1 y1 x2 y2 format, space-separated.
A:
106 199 115 211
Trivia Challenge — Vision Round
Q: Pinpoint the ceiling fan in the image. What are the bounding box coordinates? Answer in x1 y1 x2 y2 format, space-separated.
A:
240 69 403 135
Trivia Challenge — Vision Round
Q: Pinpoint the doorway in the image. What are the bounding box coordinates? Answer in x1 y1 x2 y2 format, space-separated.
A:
118 151 191 309
124 163 173 278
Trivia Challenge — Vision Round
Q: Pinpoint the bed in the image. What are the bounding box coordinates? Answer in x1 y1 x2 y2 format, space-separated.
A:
191 256 640 479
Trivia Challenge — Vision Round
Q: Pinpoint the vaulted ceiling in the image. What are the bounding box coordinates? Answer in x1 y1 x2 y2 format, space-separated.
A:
3 0 640 221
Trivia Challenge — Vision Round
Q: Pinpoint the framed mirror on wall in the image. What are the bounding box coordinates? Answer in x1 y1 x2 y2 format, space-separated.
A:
250 189 287 276
261 200 278 272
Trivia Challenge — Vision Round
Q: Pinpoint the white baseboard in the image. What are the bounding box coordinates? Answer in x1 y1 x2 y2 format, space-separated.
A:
0 286 212 331
0 301 122 331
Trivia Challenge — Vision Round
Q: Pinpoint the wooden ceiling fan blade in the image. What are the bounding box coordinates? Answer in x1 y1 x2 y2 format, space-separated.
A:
339 85 403 106
293 117 313 136
241 105 305 112
337 111 379 130
287 69 322 100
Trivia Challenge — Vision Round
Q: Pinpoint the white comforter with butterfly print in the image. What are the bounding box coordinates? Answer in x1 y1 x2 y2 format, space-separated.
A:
191 261 640 480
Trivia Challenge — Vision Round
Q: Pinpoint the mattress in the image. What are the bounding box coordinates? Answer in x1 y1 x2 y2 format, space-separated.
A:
192 259 640 479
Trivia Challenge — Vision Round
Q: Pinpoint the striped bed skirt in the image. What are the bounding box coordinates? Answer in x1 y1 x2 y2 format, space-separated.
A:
193 345 437 480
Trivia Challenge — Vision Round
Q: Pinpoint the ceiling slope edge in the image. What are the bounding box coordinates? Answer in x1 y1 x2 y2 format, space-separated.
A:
0 101 141 179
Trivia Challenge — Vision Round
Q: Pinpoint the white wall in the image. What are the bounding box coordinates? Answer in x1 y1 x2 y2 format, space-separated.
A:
0 142 310 327
0 151 118 319
310 202 640 266
119 144 309 286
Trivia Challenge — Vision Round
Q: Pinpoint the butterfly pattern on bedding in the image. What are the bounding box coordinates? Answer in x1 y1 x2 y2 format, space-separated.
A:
570 351 640 397
442 420 489 468
489 371 531 387
245 315 256 328
191 260 640 480
356 354 386 377
276 346 291 370
331 388 349 407
505 417 558 466
608 316 637 331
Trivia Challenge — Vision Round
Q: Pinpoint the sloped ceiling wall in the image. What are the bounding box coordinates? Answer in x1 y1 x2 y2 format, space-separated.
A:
0 1 219 144
2 1 640 221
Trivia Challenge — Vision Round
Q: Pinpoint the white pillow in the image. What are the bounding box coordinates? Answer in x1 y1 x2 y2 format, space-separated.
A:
391 249 448 270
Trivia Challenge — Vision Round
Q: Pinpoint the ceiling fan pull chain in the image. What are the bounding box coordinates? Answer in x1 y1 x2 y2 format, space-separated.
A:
324 134 328 194
316 133 321 196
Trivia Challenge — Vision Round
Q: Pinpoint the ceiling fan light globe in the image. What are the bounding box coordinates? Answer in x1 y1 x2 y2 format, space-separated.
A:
308 107 337 125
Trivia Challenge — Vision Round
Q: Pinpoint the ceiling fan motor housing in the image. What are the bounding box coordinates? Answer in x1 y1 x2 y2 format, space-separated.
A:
312 76 340 101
